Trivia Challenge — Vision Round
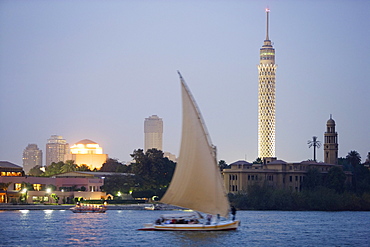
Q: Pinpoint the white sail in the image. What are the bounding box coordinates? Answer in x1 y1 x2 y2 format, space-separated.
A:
160 72 230 218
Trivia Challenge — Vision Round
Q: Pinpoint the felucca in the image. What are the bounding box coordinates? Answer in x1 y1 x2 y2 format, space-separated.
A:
139 72 240 231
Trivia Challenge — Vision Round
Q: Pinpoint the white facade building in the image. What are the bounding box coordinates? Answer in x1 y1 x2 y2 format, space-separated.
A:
144 115 163 151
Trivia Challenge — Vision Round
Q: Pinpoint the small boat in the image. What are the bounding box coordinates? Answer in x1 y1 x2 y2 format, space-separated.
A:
144 204 162 210
139 72 240 231
70 203 107 213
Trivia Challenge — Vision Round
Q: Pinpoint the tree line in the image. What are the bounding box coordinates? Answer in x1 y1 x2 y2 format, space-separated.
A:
28 149 176 199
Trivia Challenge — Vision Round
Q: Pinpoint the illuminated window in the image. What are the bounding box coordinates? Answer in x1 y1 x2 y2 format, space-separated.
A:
33 184 42 191
15 183 22 190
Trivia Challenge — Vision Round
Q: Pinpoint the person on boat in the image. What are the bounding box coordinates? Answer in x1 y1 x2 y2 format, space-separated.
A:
206 215 212 225
231 206 236 220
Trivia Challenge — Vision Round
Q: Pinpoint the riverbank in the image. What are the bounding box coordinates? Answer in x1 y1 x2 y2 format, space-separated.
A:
0 203 183 211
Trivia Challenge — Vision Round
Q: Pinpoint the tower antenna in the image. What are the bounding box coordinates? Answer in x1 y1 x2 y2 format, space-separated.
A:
265 8 270 40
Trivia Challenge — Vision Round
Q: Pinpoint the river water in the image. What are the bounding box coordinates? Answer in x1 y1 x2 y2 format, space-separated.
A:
1 209 369 246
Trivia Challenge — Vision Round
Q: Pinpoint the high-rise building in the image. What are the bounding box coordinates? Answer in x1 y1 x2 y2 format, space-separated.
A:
144 115 163 151
46 135 69 166
64 139 108 170
258 8 277 160
22 144 42 174
324 116 338 164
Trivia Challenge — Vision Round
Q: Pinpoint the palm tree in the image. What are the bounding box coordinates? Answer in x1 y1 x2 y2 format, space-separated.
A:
61 160 78 173
346 150 361 167
346 150 362 192
308 136 321 162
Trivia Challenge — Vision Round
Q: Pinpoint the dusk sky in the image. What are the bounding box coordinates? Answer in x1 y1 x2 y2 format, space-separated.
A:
1 0 369 167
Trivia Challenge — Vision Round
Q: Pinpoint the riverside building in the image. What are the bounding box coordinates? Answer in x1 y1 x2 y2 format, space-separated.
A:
64 139 108 170
0 161 106 204
224 117 349 193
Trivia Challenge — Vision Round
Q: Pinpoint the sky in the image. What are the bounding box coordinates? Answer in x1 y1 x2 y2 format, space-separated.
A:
1 0 369 167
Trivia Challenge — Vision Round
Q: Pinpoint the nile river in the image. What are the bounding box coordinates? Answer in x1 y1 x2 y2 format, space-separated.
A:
1 210 369 246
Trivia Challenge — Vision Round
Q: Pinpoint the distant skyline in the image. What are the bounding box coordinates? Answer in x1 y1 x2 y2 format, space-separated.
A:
1 1 369 166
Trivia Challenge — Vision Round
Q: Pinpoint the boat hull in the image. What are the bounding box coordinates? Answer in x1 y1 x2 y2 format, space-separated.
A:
71 209 106 213
70 206 107 213
138 220 240 231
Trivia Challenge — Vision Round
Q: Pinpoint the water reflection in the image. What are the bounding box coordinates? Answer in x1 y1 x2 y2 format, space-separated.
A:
63 213 109 245
19 210 29 220
44 209 53 219
171 231 235 246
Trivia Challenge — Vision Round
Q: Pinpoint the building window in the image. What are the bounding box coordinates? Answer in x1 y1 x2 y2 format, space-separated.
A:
289 176 292 182
14 183 22 190
295 176 298 181
33 184 42 191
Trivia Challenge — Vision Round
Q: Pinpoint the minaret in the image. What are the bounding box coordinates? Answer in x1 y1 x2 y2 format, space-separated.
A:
258 8 277 160
324 115 338 164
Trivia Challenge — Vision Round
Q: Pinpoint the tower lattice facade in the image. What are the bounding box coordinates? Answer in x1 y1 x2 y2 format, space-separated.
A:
258 9 277 159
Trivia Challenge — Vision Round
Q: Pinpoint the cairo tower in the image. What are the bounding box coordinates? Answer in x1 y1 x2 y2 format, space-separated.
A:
258 9 277 159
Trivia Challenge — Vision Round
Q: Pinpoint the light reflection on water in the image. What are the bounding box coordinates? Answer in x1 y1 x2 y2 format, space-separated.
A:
64 212 109 245
0 210 369 246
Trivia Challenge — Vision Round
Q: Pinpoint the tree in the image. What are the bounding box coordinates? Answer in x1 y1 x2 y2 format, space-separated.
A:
0 182 12 203
365 152 370 165
302 168 322 191
308 136 321 162
100 158 129 173
76 164 91 171
326 166 346 193
42 162 64 177
28 165 44 176
346 151 361 167
61 160 78 173
101 174 136 195
218 160 230 171
130 148 176 194
346 150 363 193
253 158 263 164
50 193 59 203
